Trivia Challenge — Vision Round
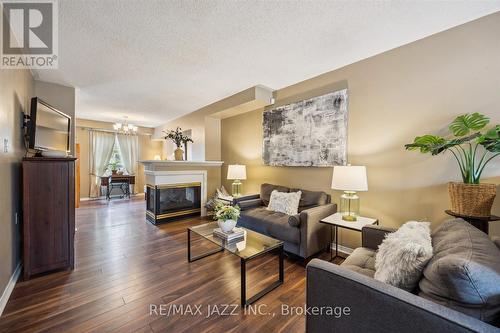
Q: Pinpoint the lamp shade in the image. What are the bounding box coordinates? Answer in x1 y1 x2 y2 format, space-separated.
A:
227 165 247 180
331 165 368 191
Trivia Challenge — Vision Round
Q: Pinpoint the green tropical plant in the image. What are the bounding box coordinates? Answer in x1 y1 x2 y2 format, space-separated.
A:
162 127 193 148
405 113 500 184
213 202 240 221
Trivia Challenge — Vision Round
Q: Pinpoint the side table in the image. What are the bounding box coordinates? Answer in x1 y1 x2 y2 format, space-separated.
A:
445 210 500 235
320 212 378 261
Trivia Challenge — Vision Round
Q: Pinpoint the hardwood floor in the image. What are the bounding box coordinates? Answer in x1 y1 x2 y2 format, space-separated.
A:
0 196 340 332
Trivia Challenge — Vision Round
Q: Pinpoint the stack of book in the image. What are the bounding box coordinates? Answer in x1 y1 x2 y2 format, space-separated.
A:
213 227 245 243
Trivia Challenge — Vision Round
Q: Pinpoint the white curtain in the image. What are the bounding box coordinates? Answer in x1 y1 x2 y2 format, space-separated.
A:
89 131 115 198
117 134 139 194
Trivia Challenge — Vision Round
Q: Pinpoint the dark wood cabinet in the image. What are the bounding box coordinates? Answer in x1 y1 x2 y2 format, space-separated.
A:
22 157 76 280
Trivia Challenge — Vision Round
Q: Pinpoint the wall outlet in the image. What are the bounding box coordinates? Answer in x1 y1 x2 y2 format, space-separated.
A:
3 138 9 153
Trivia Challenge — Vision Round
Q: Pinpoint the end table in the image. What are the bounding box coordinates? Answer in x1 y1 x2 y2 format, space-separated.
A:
320 213 378 261
445 210 500 235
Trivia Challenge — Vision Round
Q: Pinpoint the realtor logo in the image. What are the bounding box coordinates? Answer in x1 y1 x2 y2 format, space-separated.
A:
1 0 58 69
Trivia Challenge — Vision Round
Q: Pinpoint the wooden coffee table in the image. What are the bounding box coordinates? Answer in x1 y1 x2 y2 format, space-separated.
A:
187 222 284 307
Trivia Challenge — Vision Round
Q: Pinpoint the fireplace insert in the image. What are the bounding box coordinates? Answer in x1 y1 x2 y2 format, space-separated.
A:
146 182 201 224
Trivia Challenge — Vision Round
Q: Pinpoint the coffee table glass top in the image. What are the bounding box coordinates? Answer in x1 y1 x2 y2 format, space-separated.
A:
188 222 283 260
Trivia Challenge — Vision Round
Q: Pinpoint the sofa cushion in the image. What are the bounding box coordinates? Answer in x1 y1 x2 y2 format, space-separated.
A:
341 247 377 278
265 214 301 244
260 183 289 206
237 208 268 235
238 207 300 244
290 188 329 208
418 218 500 324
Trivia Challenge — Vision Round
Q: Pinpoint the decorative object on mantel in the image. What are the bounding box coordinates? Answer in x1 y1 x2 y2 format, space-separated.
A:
213 202 240 233
227 164 246 197
262 89 348 166
113 116 138 134
153 154 161 160
405 113 499 217
162 126 193 161
331 165 368 221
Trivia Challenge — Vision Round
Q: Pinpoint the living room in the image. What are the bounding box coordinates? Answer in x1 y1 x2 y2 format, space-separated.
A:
1 1 500 332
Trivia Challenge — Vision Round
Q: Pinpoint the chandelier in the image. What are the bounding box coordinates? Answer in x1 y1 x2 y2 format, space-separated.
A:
113 116 138 134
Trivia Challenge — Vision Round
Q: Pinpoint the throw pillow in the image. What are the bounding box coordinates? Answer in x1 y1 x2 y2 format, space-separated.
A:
374 221 433 292
267 190 302 215
216 186 233 202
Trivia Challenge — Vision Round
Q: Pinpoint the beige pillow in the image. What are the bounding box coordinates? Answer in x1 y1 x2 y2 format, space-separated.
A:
267 190 302 215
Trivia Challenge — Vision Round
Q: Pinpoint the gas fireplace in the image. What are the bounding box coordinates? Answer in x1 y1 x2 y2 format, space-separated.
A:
146 182 201 224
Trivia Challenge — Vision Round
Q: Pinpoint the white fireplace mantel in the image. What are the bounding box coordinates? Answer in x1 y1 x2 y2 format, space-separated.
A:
140 160 223 218
139 160 224 171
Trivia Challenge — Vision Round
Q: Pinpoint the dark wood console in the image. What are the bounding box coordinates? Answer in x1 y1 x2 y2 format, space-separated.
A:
22 157 76 280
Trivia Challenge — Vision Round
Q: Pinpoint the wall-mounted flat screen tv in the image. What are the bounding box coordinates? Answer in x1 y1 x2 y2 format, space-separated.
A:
28 97 71 153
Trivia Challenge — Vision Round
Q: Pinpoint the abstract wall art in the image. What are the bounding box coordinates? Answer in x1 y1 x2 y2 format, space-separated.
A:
262 89 348 167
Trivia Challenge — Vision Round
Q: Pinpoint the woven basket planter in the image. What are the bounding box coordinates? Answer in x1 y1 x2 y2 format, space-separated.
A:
448 182 497 218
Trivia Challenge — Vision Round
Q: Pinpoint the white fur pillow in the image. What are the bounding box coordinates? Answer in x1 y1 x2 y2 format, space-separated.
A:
267 190 302 215
374 221 433 292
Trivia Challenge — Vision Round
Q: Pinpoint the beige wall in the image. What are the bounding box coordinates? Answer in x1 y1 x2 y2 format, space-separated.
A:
0 69 34 295
156 112 218 161
34 81 76 156
154 86 272 161
221 13 500 248
76 119 163 198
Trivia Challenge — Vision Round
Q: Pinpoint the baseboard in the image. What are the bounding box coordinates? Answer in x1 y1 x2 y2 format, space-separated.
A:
80 196 107 201
331 243 354 256
0 262 21 316
80 193 145 201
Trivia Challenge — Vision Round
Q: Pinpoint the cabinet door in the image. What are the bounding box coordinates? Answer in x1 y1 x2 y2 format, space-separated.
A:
25 161 70 274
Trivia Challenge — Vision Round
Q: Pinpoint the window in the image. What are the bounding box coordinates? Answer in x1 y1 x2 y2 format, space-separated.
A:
105 136 126 175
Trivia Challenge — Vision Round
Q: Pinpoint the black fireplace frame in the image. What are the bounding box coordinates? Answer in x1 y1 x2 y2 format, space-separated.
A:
146 182 201 225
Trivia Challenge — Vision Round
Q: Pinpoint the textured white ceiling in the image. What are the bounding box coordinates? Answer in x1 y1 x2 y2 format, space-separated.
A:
34 1 500 127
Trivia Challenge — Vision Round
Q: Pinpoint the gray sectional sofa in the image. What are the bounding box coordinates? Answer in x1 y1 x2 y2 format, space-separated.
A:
306 218 500 332
234 183 337 258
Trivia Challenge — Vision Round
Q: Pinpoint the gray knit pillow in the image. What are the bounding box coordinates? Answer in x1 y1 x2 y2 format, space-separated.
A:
374 221 433 292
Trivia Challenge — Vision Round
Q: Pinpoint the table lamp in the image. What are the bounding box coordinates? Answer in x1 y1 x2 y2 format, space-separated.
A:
227 164 246 197
331 165 368 221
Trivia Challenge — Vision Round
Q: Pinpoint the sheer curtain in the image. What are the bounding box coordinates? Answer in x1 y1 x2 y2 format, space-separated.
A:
89 131 115 198
117 134 139 194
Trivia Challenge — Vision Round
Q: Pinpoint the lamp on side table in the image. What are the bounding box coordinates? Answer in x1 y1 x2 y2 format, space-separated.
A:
227 164 246 198
331 165 368 221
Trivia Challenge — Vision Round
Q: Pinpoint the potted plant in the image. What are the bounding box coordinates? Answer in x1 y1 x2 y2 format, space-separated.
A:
162 127 193 161
109 160 119 175
405 112 499 217
213 202 240 233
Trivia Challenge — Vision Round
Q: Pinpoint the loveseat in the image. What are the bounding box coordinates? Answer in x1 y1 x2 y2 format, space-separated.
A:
234 183 337 258
306 218 500 332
